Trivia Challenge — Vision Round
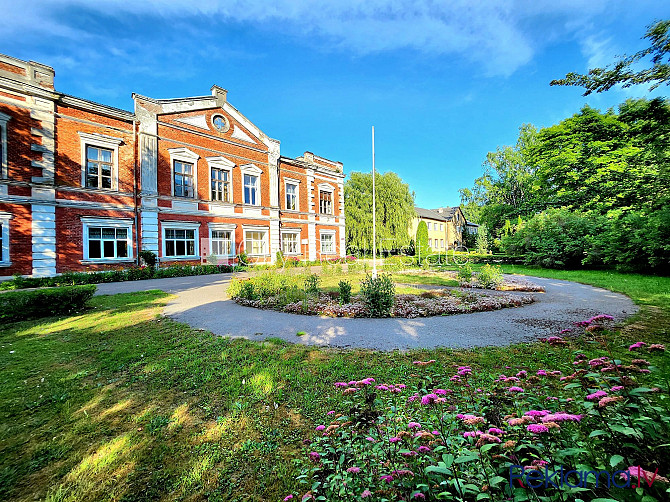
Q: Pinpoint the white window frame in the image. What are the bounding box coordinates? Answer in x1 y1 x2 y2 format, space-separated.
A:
0 112 10 181
206 156 235 203
243 226 269 256
208 222 236 257
318 183 334 215
427 222 431 230
81 217 134 263
78 132 123 191
240 163 262 206
428 238 432 247
168 147 200 199
281 228 301 255
284 178 300 211
161 220 200 259
319 230 336 255
0 212 12 266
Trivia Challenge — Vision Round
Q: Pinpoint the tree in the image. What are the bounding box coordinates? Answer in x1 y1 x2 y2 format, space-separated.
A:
460 124 539 234
344 171 415 252
551 19 670 95
415 221 430 258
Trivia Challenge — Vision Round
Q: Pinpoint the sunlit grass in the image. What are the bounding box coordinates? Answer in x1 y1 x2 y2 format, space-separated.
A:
1 270 668 501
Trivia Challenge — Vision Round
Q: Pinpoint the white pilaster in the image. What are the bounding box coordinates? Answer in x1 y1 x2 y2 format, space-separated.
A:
308 217 316 261
32 203 56 276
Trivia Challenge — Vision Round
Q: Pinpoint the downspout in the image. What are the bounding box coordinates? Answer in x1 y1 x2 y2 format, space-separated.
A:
132 119 140 265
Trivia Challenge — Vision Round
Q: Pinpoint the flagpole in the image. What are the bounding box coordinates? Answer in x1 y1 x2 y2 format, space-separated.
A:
372 126 377 279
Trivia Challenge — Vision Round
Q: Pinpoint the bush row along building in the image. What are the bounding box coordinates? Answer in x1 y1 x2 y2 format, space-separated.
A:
0 53 346 277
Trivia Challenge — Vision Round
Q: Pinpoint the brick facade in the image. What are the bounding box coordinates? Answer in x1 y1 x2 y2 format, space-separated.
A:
0 53 346 277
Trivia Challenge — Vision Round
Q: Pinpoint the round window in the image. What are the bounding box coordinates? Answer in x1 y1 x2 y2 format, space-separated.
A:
212 114 228 132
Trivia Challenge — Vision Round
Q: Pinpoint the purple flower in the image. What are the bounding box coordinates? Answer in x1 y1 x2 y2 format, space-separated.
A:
524 410 549 417
537 370 547 376
283 496 294 501
488 427 505 435
508 386 524 393
315 425 325 431
629 342 647 351
327 410 335 415
408 422 421 429
527 424 549 434
380 474 394 484
541 412 583 423
413 494 426 500
417 445 431 453
586 390 608 401
389 437 402 443
611 386 624 392
421 393 438 405
347 466 361 474
361 489 372 498
308 452 320 462
334 382 347 387
516 370 527 378
365 437 376 442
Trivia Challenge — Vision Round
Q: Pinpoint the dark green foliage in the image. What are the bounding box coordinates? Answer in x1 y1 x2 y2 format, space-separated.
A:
359 274 395 317
304 274 321 295
551 19 670 94
139 250 157 268
0 264 240 291
344 171 415 252
338 280 352 304
0 285 96 322
415 220 430 258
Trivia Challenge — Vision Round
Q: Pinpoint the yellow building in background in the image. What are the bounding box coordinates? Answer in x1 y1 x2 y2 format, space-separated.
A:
410 207 467 251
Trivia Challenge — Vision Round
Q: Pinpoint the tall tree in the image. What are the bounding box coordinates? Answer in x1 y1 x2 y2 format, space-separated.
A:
344 171 415 252
551 19 670 94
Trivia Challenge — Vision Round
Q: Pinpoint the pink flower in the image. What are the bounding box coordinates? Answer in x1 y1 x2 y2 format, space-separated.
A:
389 437 402 443
408 422 421 429
308 452 320 463
586 390 608 401
524 410 549 417
327 410 335 415
417 445 431 453
611 386 624 392
463 431 481 438
537 370 547 376
623 466 670 483
413 493 426 499
283 496 294 501
508 386 524 393
434 388 449 395
347 467 361 474
527 424 549 434
401 451 418 457
365 437 376 442
516 370 527 378
488 427 505 435
629 342 647 351
315 425 325 431
432 430 440 435
541 413 582 423
421 393 438 405
380 474 393 483
334 382 347 387
361 489 373 498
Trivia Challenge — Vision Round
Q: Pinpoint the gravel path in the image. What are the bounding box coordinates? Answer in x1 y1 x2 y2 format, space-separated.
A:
94 273 638 350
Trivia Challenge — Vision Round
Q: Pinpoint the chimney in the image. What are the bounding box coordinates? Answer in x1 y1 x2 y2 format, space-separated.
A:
211 85 228 107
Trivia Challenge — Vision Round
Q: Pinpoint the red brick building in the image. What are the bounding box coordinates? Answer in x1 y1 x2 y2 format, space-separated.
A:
0 53 346 277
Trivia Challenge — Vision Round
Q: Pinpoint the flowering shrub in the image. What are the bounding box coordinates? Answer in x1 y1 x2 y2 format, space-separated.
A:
360 274 396 317
234 289 534 318
477 264 504 289
286 325 670 501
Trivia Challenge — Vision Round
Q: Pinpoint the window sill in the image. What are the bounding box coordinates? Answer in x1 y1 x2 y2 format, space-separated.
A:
80 259 134 265
0 261 12 267
160 256 201 261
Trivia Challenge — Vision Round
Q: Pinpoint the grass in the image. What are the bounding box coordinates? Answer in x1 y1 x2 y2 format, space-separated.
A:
315 271 459 294
0 268 668 501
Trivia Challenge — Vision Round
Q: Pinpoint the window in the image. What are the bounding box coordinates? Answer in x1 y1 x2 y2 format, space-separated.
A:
245 230 268 255
82 218 133 262
320 233 335 254
79 132 122 191
440 223 444 231
244 174 259 205
286 182 298 210
0 112 10 181
85 146 113 189
211 114 229 132
440 239 444 248
319 190 333 214
165 228 196 257
211 167 230 202
174 161 194 198
428 238 432 247
210 229 233 256
281 231 300 255
427 222 431 230
0 212 11 265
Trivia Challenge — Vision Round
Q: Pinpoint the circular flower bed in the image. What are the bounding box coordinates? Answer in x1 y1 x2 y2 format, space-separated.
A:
234 289 534 318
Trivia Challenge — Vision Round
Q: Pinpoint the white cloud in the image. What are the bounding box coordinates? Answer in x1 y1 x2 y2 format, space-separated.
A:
0 0 617 77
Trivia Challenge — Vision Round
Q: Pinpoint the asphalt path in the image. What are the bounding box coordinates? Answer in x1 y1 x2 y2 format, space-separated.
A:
94 273 638 350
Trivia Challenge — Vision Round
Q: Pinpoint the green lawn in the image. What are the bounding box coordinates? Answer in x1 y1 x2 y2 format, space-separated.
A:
1 268 668 501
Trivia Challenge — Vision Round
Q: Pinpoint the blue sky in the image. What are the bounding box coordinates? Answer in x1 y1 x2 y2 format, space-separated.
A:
1 1 667 207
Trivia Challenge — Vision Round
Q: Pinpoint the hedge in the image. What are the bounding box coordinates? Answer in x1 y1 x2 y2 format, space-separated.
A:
0 263 242 291
0 285 96 323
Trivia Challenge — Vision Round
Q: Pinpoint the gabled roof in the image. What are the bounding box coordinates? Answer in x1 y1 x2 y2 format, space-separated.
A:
415 207 447 221
431 206 463 221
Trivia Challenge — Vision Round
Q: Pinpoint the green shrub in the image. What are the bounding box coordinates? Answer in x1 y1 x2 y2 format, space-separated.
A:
359 274 395 317
0 285 96 323
477 263 503 289
338 280 352 304
139 250 157 268
304 274 321 295
457 263 473 282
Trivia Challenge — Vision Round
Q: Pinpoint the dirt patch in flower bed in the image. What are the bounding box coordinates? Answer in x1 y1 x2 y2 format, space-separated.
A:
233 289 535 318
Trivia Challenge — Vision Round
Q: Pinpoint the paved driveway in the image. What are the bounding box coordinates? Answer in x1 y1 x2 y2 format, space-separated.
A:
95 274 638 350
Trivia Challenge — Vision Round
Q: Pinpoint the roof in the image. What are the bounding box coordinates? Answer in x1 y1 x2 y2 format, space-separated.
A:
415 207 447 221
466 221 479 227
431 206 465 221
